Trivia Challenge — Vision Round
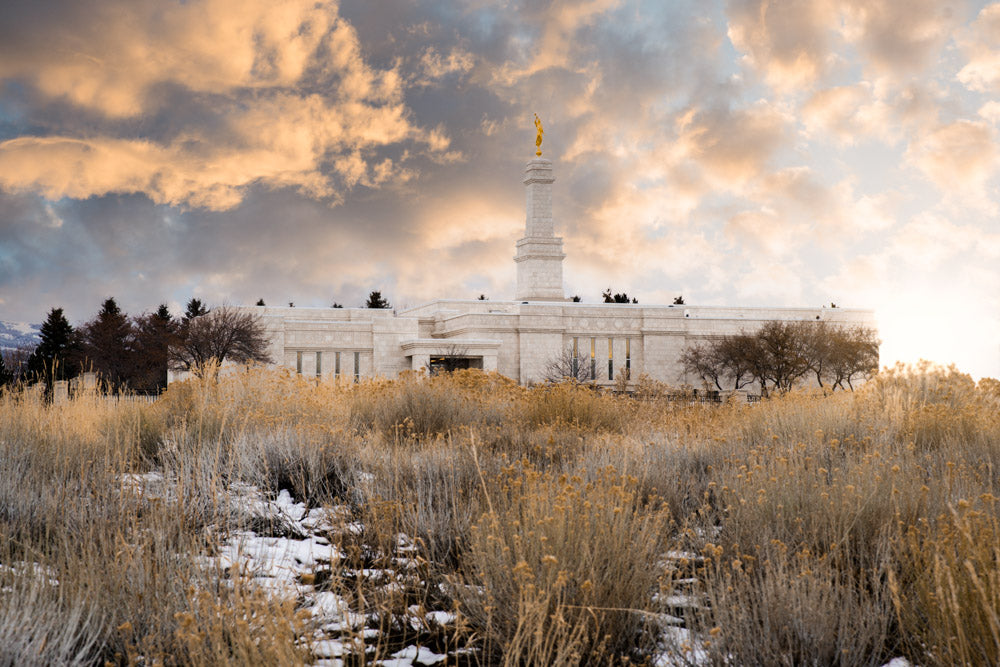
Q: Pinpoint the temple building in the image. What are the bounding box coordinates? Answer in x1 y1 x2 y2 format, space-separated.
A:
223 152 875 388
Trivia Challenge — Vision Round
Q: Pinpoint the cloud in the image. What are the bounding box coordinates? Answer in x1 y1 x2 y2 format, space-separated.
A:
1 0 999 379
736 262 805 302
726 0 838 90
724 206 806 257
905 119 998 200
676 102 789 189
416 47 476 84
891 211 992 268
0 0 444 209
802 83 898 143
0 0 342 117
841 0 963 76
727 0 963 90
958 3 1000 92
489 0 623 86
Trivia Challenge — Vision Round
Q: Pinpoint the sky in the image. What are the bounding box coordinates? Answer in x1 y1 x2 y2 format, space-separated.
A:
0 0 998 380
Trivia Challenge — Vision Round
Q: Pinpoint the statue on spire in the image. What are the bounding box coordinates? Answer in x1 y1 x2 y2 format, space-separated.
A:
534 113 544 157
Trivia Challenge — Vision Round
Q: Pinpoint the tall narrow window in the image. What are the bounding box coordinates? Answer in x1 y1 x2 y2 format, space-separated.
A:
608 338 614 381
590 337 596 380
625 339 631 379
296 351 303 375
354 351 360 381
315 351 322 377
335 351 341 378
572 337 579 377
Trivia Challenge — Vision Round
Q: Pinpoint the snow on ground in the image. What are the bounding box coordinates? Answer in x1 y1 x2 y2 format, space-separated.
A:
110 472 917 666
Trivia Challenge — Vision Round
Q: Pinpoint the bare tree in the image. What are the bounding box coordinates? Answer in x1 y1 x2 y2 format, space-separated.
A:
681 341 726 391
543 347 593 383
755 321 812 393
680 321 879 396
826 325 880 390
681 337 755 391
169 306 272 375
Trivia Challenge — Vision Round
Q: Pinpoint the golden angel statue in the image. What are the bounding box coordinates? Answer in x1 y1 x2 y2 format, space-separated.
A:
534 113 544 156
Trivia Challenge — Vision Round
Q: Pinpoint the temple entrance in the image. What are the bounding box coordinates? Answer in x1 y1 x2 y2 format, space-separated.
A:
428 356 483 375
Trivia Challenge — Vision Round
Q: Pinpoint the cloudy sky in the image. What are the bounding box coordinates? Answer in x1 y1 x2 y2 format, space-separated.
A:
1 0 999 378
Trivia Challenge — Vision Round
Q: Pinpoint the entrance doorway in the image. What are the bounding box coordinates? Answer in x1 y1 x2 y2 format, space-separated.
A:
428 356 483 375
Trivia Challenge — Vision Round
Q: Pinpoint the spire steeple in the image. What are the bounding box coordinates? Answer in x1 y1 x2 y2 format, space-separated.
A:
514 156 565 301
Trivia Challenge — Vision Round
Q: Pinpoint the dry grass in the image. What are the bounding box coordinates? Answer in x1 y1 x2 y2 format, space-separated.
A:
0 363 998 664
456 464 672 664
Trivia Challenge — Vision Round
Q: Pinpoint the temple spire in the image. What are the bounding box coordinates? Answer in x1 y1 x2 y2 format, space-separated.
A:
514 139 565 301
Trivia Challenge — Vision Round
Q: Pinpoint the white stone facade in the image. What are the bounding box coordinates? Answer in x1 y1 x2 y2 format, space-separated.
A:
195 155 876 388
242 300 874 388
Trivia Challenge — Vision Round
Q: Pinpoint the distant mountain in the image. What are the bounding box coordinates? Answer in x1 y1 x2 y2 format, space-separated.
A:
0 320 41 351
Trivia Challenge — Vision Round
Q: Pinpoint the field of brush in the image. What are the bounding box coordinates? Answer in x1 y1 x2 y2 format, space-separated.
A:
1 364 999 666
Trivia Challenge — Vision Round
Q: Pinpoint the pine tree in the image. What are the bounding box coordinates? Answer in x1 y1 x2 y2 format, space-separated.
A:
26 307 80 391
602 289 637 304
0 352 13 389
133 304 177 394
80 297 134 392
184 298 208 321
365 291 391 309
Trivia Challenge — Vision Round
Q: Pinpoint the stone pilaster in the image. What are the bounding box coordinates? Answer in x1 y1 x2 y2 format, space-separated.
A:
515 158 566 301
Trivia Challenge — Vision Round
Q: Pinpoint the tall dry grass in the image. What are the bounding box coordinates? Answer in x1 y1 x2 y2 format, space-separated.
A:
1 362 998 664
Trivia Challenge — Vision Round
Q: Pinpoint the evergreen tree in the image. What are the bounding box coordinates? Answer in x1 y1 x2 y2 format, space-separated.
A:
602 289 637 304
256 298 266 306
184 298 208 321
133 304 177 394
26 307 80 392
0 353 13 389
365 291 391 309
80 297 134 392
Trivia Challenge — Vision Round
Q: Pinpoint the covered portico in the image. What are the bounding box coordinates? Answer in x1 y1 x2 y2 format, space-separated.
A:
399 338 501 374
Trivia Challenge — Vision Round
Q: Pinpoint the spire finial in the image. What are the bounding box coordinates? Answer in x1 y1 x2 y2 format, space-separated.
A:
533 113 544 157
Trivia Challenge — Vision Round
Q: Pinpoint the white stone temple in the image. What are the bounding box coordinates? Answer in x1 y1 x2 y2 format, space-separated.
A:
221 153 875 388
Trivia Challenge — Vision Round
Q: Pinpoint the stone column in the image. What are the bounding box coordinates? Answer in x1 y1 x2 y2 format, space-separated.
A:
482 352 498 372
515 158 565 301
410 353 430 372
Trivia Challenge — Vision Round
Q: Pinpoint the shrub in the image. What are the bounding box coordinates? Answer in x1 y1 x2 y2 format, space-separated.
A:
456 465 673 664
891 496 1000 665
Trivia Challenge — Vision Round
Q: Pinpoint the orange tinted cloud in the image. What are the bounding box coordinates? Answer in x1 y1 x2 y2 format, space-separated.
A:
726 0 838 89
0 0 343 117
906 120 998 198
728 0 964 90
677 102 789 188
0 1 447 209
842 0 962 75
958 3 1000 92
